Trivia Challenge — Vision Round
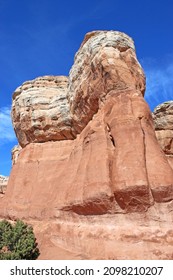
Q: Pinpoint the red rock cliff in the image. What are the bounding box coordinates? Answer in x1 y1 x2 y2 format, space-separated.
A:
1 31 173 259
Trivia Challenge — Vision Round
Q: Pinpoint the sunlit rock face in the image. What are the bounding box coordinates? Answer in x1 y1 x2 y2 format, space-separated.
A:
68 31 145 133
1 31 173 260
12 76 73 147
6 30 173 214
0 175 8 197
153 101 173 169
12 31 145 147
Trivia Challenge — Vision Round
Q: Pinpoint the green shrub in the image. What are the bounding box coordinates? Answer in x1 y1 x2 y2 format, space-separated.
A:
0 219 39 260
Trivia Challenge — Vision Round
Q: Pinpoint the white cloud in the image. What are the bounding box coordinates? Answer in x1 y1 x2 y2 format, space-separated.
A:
0 107 16 142
141 58 173 111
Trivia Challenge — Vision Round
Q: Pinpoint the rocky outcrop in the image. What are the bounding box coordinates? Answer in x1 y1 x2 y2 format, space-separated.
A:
153 101 173 154
7 30 173 217
12 76 73 147
11 145 22 165
153 101 173 169
0 175 8 197
12 31 145 148
68 31 145 133
1 30 173 259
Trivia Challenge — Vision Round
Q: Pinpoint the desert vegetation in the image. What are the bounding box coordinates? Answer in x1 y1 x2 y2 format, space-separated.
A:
0 219 39 260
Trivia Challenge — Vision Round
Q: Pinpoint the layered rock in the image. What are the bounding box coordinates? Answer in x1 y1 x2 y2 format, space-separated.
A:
153 101 173 169
7 30 173 217
33 207 173 260
12 76 73 147
1 30 173 259
12 31 145 147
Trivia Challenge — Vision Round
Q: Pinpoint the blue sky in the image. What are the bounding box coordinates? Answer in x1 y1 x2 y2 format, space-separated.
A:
0 0 173 175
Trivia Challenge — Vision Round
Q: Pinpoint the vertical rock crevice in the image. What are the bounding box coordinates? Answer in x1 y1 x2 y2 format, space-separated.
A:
139 117 154 206
106 124 116 148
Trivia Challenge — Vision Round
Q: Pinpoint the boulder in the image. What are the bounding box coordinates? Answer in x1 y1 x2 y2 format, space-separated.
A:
12 76 73 147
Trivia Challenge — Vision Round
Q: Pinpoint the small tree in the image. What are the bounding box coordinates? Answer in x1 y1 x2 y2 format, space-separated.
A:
0 219 39 260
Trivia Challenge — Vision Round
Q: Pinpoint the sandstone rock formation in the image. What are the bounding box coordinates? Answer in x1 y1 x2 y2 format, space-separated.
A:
153 101 173 169
11 144 22 165
12 32 145 147
0 175 8 197
12 76 73 147
1 31 173 259
34 207 173 260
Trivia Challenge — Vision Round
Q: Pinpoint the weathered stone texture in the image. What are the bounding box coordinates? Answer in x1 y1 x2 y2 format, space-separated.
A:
153 101 173 154
12 76 72 147
5 30 173 215
0 175 8 197
68 31 145 133
11 144 22 165
153 101 173 170
1 31 173 260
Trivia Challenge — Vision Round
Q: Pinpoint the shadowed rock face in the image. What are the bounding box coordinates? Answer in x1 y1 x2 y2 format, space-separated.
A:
1 31 173 260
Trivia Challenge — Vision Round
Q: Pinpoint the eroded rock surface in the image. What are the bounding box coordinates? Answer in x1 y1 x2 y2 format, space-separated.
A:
68 31 145 132
1 30 173 259
0 175 8 197
153 101 173 169
8 30 173 216
153 101 173 154
11 144 22 165
34 206 173 260
12 76 73 147
12 31 145 147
